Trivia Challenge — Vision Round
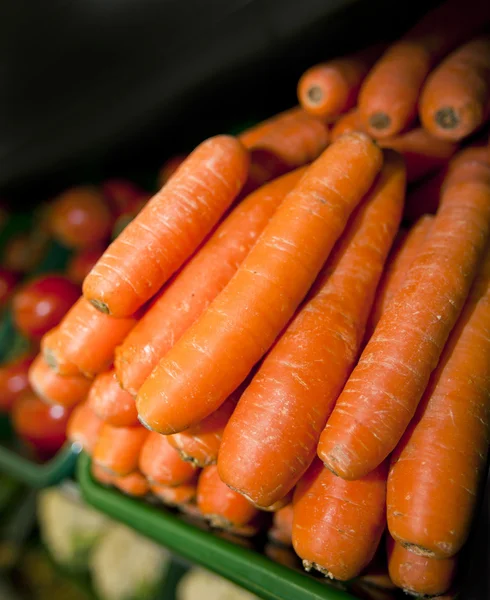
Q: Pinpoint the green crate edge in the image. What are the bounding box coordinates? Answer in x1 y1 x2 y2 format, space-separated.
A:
77 453 355 600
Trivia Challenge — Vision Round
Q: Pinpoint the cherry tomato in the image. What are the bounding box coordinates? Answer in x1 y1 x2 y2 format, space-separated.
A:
0 268 20 309
158 155 187 188
11 391 70 459
102 179 146 217
0 354 35 412
66 245 105 285
12 275 80 339
2 233 48 273
49 186 113 248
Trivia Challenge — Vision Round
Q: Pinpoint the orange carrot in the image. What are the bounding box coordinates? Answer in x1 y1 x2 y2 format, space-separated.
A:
158 155 187 187
330 108 364 141
91 462 150 497
387 537 457 597
115 168 306 396
150 478 198 507
197 465 260 530
137 133 383 434
358 0 490 138
318 158 490 480
297 45 384 119
41 298 136 377
218 150 405 507
28 354 91 408
292 459 387 581
269 504 293 547
93 424 148 476
364 215 433 341
420 36 490 141
138 431 198 486
387 249 490 559
257 491 293 513
83 136 249 317
66 402 103 455
87 369 138 427
91 461 115 486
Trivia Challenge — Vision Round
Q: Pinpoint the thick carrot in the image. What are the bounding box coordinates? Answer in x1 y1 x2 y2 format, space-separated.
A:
91 462 150 497
197 465 260 530
138 431 198 486
297 45 384 119
218 150 404 507
87 369 138 427
41 298 136 377
420 36 490 141
387 537 457 597
83 136 249 317
318 159 490 480
292 458 387 581
93 424 148 476
150 479 198 507
115 168 305 396
330 108 364 141
137 133 383 434
269 504 293 547
28 354 91 408
387 249 490 559
358 0 490 138
364 215 434 341
66 402 103 455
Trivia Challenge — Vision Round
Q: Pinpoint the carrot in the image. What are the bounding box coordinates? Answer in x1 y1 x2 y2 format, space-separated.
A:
257 491 293 512
331 108 364 141
318 158 490 480
150 478 198 507
93 423 148 476
292 458 387 581
218 150 404 507
297 45 384 119
269 504 293 547
387 248 490 559
387 537 457 597
91 461 115 486
115 168 306 396
91 462 150 497
158 155 187 187
419 36 490 141
28 354 91 408
41 298 136 377
358 0 490 138
364 215 434 341
167 390 239 467
83 136 249 317
66 402 103 455
197 465 260 530
137 133 383 434
138 431 198 486
87 369 138 427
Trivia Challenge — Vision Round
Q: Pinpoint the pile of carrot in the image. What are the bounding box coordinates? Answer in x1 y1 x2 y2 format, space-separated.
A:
20 0 490 597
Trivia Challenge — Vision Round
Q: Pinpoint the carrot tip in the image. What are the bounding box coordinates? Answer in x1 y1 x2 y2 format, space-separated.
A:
306 85 323 105
89 298 110 314
369 112 391 131
302 560 335 580
137 414 155 432
435 107 459 130
176 448 208 468
43 348 59 372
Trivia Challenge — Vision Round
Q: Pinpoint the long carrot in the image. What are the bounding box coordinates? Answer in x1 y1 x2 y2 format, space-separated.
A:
269 504 294 547
292 458 387 581
137 133 383 434
41 298 136 377
218 150 404 507
358 0 490 138
66 402 103 455
150 478 198 507
83 136 249 317
419 36 490 141
318 158 490 480
93 424 148 476
387 248 490 559
91 462 150 497
330 108 364 141
115 168 306 396
364 215 434 341
87 369 138 427
387 537 457 597
28 354 91 408
297 45 384 119
138 431 198 486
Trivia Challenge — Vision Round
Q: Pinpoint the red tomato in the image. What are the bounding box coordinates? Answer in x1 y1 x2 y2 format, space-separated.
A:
2 233 47 273
49 186 113 248
102 179 146 217
66 245 105 285
0 268 20 309
12 275 80 339
0 354 35 412
11 391 70 459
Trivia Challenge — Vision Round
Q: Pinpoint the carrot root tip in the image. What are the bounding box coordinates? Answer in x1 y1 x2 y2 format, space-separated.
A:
43 348 59 372
306 85 323 105
435 107 459 130
176 449 208 468
369 112 391 131
89 298 110 314
137 414 155 432
206 514 234 530
302 560 335 580
400 541 436 558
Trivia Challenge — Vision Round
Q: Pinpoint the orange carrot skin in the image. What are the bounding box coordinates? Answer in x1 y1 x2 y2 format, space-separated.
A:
138 431 197 486
219 151 405 507
28 354 91 408
330 109 364 141
420 36 490 141
87 370 138 427
269 504 293 547
113 470 150 497
387 250 490 559
115 168 306 396
83 136 249 317
66 402 103 455
150 479 197 507
91 462 115 486
137 133 383 434
387 538 457 596
318 160 490 480
292 459 387 581
41 298 136 377
93 424 148 476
